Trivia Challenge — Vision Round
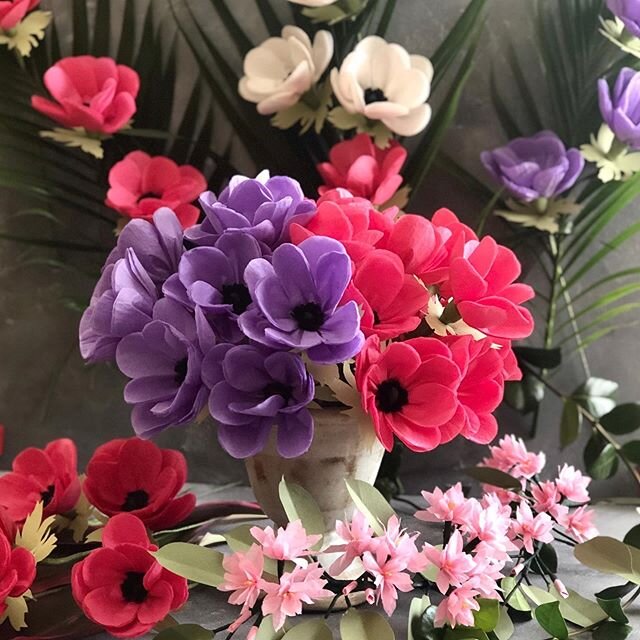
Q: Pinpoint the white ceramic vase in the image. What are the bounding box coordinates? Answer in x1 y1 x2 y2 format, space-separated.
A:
245 407 385 533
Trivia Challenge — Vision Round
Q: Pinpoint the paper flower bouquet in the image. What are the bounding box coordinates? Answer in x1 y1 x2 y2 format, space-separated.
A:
4 0 640 638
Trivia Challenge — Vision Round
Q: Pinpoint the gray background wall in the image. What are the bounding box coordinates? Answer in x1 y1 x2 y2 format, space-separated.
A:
1 0 638 497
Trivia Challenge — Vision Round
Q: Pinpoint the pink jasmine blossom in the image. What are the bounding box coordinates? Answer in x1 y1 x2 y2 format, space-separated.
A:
261 563 332 630
251 520 322 562
362 546 414 616
556 465 591 503
484 486 522 505
466 567 502 599
557 506 598 543
484 435 545 478
220 544 265 608
531 480 561 514
342 581 358 595
380 515 426 573
365 588 376 604
416 483 473 526
462 497 514 560
511 502 554 553
228 607 253 633
554 579 569 599
330 510 375 575
422 530 475 594
435 586 481 628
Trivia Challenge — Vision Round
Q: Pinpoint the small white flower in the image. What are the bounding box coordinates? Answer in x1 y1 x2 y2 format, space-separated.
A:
581 123 640 182
239 26 333 115
330 35 433 136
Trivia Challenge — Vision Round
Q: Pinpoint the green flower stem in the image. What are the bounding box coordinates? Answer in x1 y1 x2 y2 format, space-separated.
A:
523 364 640 493
531 234 563 437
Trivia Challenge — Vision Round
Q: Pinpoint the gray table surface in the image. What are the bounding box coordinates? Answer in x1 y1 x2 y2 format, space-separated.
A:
90 484 640 640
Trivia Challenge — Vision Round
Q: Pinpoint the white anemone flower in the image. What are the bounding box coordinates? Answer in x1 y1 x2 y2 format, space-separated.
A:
330 35 433 136
239 26 333 115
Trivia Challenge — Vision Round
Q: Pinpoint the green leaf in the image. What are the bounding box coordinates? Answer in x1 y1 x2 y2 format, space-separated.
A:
584 438 619 480
600 404 640 435
153 543 225 587
224 524 254 552
503 375 544 414
463 467 521 490
574 536 640 584
596 583 636 601
622 440 640 464
572 377 618 418
278 477 326 540
154 625 213 640
501 577 531 612
255 0 284 36
624 524 640 549
551 588 607 628
596 596 629 623
345 478 395 535
376 0 396 36
493 606 514 640
281 619 332 640
513 346 562 369
256 616 287 640
208 0 253 56
340 609 395 640
560 399 582 449
533 601 568 639
406 41 479 196
408 596 432 640
521 584 556 606
593 621 632 640
473 598 499 632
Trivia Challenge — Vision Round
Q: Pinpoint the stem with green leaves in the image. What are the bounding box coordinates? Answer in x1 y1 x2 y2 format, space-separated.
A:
531 234 563 437
523 364 640 493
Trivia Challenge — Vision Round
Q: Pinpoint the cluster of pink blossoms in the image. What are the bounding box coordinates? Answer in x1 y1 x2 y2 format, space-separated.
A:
219 521 332 634
483 435 598 543
414 435 598 627
330 512 426 615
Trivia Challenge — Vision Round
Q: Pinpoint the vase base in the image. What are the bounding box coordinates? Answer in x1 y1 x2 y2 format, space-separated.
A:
302 591 367 612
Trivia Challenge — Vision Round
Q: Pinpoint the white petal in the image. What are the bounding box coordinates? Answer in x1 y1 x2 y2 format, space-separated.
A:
374 43 411 89
288 35 314 72
363 101 409 119
244 42 290 79
383 103 432 136
282 25 311 50
282 61 313 95
257 91 301 115
238 76 263 103
385 68 431 108
410 54 434 82
311 30 334 81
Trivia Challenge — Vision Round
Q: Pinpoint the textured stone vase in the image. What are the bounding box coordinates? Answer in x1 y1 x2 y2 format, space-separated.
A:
245 407 385 532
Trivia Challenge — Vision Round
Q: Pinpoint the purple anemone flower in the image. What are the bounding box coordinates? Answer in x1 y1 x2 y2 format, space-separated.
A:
481 131 584 202
239 236 364 364
106 207 184 287
79 248 157 363
163 233 265 343
185 171 316 250
202 344 314 458
598 67 640 149
115 299 209 438
607 0 640 38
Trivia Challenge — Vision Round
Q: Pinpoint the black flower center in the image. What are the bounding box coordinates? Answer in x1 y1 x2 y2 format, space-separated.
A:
138 191 160 201
122 490 150 511
375 379 409 413
263 382 293 403
222 283 252 315
364 88 388 104
174 357 188 385
291 302 325 332
40 485 55 508
121 572 148 604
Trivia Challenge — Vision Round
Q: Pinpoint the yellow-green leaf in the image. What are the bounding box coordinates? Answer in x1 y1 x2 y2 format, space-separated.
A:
153 543 225 587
